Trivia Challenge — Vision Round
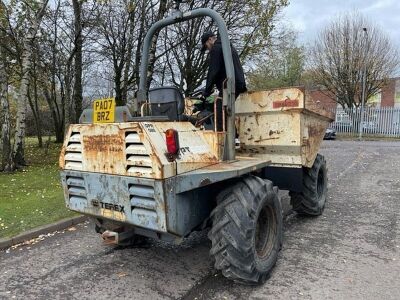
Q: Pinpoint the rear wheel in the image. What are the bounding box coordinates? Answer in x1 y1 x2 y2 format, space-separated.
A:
208 176 282 284
289 153 327 216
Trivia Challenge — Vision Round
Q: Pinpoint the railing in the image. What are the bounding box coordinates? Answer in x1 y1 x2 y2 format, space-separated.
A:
330 107 400 138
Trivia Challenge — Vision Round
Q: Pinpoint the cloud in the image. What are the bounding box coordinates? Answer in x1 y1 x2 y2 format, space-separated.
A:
364 0 395 11
283 0 400 48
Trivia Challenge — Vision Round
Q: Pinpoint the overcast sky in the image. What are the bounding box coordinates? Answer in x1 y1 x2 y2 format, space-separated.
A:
283 0 400 48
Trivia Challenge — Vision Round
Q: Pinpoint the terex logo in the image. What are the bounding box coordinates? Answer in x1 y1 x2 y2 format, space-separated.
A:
91 200 125 213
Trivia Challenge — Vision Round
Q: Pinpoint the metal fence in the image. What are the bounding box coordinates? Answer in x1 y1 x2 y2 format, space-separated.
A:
330 107 400 138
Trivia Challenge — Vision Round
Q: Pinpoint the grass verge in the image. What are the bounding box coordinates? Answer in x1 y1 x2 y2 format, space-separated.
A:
0 137 77 239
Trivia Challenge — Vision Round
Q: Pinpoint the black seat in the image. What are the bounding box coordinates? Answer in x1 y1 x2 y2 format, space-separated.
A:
148 86 184 121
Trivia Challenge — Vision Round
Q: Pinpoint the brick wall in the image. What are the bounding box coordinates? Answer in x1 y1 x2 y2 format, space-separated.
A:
308 77 399 108
381 78 396 107
309 90 337 111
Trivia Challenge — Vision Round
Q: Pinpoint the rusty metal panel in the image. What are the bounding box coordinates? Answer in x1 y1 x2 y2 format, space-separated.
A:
175 156 270 193
60 122 175 180
202 131 226 161
301 112 327 168
164 177 214 236
61 170 167 232
236 88 332 168
236 111 303 166
61 124 131 175
164 157 271 236
236 88 305 114
305 90 335 121
152 122 219 174
60 121 220 180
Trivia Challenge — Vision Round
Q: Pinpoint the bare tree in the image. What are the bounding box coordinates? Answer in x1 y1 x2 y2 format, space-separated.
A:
39 0 65 142
310 12 400 108
155 0 289 96
146 0 169 90
28 52 44 147
0 0 290 168
13 0 49 167
37 0 100 140
94 0 168 105
95 0 138 105
72 0 83 123
0 1 13 171
154 0 211 94
0 28 14 171
0 62 13 171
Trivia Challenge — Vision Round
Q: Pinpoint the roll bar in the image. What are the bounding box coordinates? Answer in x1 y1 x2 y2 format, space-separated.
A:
137 7 236 161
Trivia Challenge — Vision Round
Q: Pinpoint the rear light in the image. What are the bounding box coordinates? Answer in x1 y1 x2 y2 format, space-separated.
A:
165 129 179 155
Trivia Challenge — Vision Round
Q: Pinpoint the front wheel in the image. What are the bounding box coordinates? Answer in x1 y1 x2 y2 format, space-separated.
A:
289 153 328 216
208 176 283 284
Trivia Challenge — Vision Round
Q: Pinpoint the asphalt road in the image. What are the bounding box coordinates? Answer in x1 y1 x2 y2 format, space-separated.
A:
1 140 399 300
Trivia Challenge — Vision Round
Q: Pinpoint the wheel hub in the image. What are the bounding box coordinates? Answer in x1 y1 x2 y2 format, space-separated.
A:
255 205 276 259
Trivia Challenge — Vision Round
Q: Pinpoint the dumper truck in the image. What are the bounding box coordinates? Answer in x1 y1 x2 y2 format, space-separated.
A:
59 4 334 284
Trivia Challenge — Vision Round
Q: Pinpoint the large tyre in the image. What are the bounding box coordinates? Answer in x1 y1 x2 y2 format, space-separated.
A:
289 153 327 216
208 176 283 284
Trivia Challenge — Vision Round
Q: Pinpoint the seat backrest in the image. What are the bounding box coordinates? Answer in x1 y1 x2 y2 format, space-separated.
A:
148 86 184 121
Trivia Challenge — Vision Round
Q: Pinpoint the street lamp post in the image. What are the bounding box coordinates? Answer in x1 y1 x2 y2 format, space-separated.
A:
358 27 368 140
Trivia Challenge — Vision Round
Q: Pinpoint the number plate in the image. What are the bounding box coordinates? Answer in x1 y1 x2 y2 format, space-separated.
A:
93 98 116 123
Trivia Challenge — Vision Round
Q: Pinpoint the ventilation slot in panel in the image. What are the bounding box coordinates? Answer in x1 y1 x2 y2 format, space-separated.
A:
66 176 87 209
129 183 158 229
125 132 153 175
129 184 156 211
65 132 83 170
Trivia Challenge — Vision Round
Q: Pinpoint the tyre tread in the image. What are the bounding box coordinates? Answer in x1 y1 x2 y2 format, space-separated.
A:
209 176 282 284
290 153 327 216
